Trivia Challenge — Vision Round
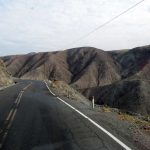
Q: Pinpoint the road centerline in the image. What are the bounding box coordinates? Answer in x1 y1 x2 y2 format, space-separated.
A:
0 82 32 150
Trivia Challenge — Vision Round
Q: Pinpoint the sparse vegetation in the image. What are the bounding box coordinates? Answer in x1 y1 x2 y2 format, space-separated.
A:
118 112 150 134
95 104 150 134
100 105 112 112
46 80 90 105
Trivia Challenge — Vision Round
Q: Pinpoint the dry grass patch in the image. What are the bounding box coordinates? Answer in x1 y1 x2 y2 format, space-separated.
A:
118 112 150 134
47 80 89 104
101 106 112 112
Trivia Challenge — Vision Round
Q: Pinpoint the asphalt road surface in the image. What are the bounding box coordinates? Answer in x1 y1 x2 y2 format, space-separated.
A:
0 80 133 150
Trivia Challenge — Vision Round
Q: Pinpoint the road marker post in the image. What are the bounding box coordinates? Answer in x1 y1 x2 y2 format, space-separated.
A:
92 96 95 109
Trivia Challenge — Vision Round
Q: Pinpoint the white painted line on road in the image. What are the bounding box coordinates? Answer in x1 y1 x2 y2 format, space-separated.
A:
7 109 17 130
6 109 14 121
0 83 32 149
44 81 56 96
56 96 132 150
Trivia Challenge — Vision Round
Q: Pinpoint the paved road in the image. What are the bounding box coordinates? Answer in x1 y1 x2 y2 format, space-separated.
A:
0 80 132 150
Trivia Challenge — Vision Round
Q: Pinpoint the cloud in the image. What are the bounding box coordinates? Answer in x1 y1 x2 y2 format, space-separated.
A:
0 0 150 56
148 6 150 12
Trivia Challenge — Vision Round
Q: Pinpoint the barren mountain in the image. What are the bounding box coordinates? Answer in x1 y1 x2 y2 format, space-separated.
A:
81 45 150 116
110 45 150 80
2 47 121 89
1 45 150 115
0 59 13 87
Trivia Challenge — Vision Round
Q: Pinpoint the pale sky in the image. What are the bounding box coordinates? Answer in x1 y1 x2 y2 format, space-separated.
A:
0 0 150 56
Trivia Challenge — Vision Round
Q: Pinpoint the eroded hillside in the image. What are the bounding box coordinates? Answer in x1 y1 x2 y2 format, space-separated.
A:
0 59 13 86
2 47 121 89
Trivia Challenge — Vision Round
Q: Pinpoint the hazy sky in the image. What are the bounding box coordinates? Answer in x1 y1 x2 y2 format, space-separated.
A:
0 0 150 56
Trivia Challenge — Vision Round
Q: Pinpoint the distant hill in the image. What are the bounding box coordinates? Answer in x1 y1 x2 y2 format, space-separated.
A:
110 45 150 80
0 59 13 87
1 45 150 115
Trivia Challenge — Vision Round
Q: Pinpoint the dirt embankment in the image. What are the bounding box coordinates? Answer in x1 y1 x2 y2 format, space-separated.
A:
46 80 90 106
0 59 13 87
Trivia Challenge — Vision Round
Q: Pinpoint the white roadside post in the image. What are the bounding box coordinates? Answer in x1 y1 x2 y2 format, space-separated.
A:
92 96 95 109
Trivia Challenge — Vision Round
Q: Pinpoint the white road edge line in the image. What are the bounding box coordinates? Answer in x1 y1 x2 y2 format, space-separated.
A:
57 97 132 150
0 83 16 91
0 82 32 149
45 82 132 150
44 81 55 96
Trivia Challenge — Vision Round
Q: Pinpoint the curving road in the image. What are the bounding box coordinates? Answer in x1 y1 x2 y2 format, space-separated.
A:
0 80 134 150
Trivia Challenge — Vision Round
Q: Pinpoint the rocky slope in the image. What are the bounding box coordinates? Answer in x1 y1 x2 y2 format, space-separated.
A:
110 45 150 80
82 45 150 116
0 59 13 87
1 45 150 115
47 80 90 106
2 47 121 89
81 79 150 116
